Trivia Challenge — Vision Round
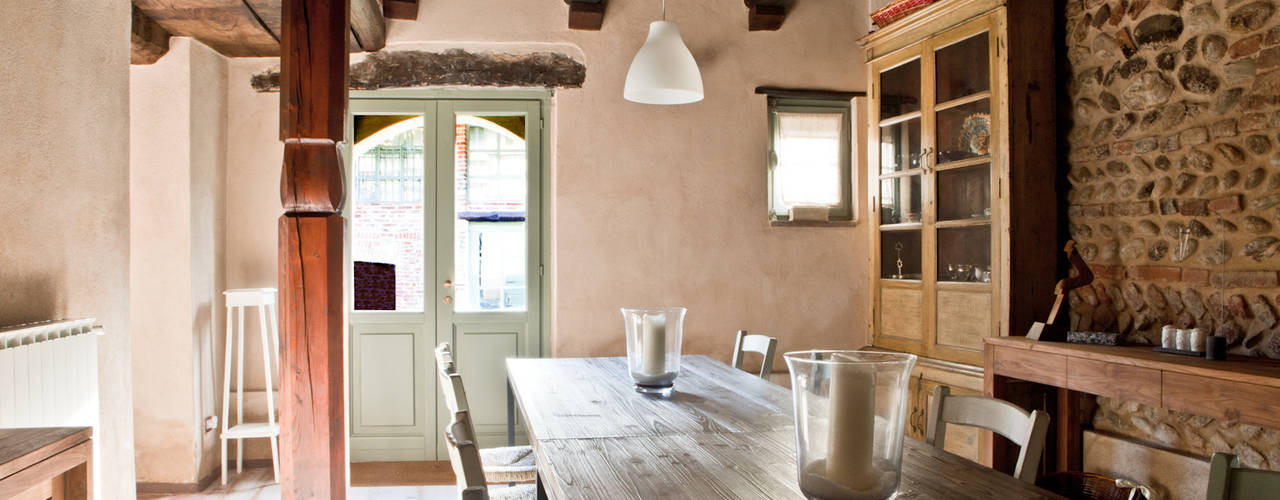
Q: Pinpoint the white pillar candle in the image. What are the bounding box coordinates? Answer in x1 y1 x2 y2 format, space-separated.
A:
1190 328 1206 353
1161 325 1176 349
825 355 879 492
1175 329 1190 351
641 314 667 376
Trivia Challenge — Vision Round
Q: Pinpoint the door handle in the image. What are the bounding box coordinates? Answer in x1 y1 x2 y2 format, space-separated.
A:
442 280 453 289
443 296 453 304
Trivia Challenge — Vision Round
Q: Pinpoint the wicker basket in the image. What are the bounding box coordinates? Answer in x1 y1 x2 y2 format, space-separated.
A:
1038 472 1150 500
870 0 940 28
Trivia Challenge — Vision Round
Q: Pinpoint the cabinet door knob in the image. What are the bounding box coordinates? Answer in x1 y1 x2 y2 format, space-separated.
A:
443 280 453 289
443 296 453 304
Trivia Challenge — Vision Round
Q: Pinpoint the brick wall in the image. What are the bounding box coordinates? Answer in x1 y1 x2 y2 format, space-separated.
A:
1063 0 1280 469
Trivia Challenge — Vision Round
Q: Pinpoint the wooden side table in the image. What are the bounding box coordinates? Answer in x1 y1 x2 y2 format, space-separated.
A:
0 427 92 500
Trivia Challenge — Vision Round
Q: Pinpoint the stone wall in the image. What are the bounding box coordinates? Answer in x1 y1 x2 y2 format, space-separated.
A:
1063 0 1280 470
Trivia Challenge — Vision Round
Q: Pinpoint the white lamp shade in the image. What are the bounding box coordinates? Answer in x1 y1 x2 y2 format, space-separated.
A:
624 21 704 105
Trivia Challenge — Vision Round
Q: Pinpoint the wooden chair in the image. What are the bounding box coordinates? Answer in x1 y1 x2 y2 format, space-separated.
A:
730 330 778 378
926 386 1050 484
436 343 537 484
1207 453 1280 500
444 409 536 500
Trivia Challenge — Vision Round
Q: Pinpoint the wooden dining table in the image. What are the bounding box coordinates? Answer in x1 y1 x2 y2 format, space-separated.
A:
507 355 1067 499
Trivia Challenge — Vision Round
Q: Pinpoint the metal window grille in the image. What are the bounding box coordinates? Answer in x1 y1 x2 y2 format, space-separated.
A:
355 144 424 204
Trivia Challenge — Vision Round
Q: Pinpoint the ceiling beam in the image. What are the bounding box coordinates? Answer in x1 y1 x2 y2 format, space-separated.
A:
745 0 787 31
350 0 387 51
565 0 605 31
383 0 417 20
131 4 170 64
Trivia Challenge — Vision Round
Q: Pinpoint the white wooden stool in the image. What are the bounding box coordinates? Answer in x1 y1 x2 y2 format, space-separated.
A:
220 288 281 485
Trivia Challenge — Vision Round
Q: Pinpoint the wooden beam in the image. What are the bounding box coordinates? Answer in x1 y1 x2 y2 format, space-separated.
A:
131 4 170 65
383 0 418 20
565 0 605 31
754 86 865 101
350 0 387 51
745 0 787 31
278 0 349 498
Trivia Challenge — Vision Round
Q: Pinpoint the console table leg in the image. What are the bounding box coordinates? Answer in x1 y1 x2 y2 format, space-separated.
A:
1057 388 1083 472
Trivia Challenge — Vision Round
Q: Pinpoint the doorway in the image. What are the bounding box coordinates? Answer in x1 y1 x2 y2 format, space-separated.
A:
345 97 544 461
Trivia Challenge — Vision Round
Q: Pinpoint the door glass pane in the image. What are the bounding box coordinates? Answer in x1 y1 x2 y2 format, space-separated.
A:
937 164 991 221
454 115 528 312
935 33 990 103
879 59 921 119
938 226 992 283
879 175 922 225
879 118 921 174
881 230 922 280
352 114 426 312
936 99 990 164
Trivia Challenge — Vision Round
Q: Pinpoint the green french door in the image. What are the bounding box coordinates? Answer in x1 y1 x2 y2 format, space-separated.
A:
345 98 543 461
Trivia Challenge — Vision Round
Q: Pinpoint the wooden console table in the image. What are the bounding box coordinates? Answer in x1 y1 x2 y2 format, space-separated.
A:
984 337 1280 474
0 427 92 500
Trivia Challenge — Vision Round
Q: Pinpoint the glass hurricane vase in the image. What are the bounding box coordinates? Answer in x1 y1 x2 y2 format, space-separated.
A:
784 350 917 500
621 307 686 397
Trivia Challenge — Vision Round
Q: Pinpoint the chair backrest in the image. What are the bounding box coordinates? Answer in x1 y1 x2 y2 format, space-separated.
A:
436 342 471 414
731 330 778 378
925 386 1050 483
1207 453 1280 500
444 409 490 500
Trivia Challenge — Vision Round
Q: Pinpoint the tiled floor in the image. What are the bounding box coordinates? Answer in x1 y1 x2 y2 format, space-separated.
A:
140 467 459 500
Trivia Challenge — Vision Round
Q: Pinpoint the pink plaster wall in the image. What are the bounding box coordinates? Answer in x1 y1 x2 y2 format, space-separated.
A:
225 0 873 373
0 0 136 497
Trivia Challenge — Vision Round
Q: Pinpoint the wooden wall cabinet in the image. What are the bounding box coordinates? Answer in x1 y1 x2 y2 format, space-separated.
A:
865 0 1057 368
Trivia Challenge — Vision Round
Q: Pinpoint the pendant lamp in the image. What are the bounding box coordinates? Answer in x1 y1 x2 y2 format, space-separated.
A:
624 0 704 105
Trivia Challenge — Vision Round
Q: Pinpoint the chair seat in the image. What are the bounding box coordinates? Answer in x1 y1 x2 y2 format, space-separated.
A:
480 445 536 483
489 483 536 500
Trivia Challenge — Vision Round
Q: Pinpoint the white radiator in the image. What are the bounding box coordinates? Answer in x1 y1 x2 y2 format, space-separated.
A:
0 318 101 430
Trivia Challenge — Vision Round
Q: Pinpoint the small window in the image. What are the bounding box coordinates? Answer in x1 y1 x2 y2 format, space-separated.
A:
767 98 853 223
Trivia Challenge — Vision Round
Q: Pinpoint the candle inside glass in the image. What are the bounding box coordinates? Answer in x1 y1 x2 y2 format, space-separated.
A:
824 355 879 491
641 314 667 376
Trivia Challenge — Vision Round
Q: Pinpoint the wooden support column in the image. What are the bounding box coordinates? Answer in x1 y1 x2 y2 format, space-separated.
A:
1055 388 1083 473
278 0 349 498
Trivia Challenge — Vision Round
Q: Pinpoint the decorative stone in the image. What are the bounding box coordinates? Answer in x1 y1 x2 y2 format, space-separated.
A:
252 49 588 93
1216 143 1247 165
1230 294 1251 319
1186 289 1208 318
1181 148 1214 172
1261 46 1280 70
1100 239 1120 261
1233 443 1267 470
1242 112 1269 131
1118 28 1140 58
1271 25 1280 45
1110 2 1128 25
1216 218 1240 233
1181 127 1209 146
1099 182 1118 202
1246 134 1272 155
1243 237 1280 261
1246 167 1268 188
1252 193 1280 209
1155 155 1172 170
1197 176 1219 196
1160 197 1179 214
1212 119 1239 139
1130 0 1151 19
1223 169 1242 188
1154 424 1181 446
1100 223 1117 238
1202 239 1232 265
1217 321 1243 345
1125 283 1147 311
1228 1 1276 33
1253 69 1280 95
1225 59 1258 85
1138 180 1156 199
1093 4 1113 29
1114 112 1138 137
1189 219 1212 238
1160 101 1189 129
1139 219 1161 236
1245 215 1274 234
1081 243 1100 261
1252 296 1277 328
1203 35 1228 62
1120 179 1139 199
1108 200 1156 216
1094 32 1123 58
1178 65 1221 94
1187 4 1220 30
1156 51 1177 70
1134 14 1184 48
1183 35 1199 61
1271 171 1280 190
1099 92 1122 112
1149 240 1170 260
1164 221 1186 239
1180 198 1209 216
1157 176 1173 196
1161 134 1180 152
1123 72 1174 110
1095 119 1117 143
1119 57 1149 80
1117 221 1135 238
1229 35 1263 59
1166 288 1185 312
1123 238 1149 261
1076 98 1101 120
1265 334 1280 359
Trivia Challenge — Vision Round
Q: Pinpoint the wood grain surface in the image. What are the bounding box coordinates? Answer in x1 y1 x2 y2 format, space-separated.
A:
986 337 1280 388
509 356 1065 499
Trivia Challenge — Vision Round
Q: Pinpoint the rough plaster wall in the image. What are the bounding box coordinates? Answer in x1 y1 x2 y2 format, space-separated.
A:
129 37 230 485
130 38 197 484
0 0 136 497
189 38 230 486
1062 0 1280 471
